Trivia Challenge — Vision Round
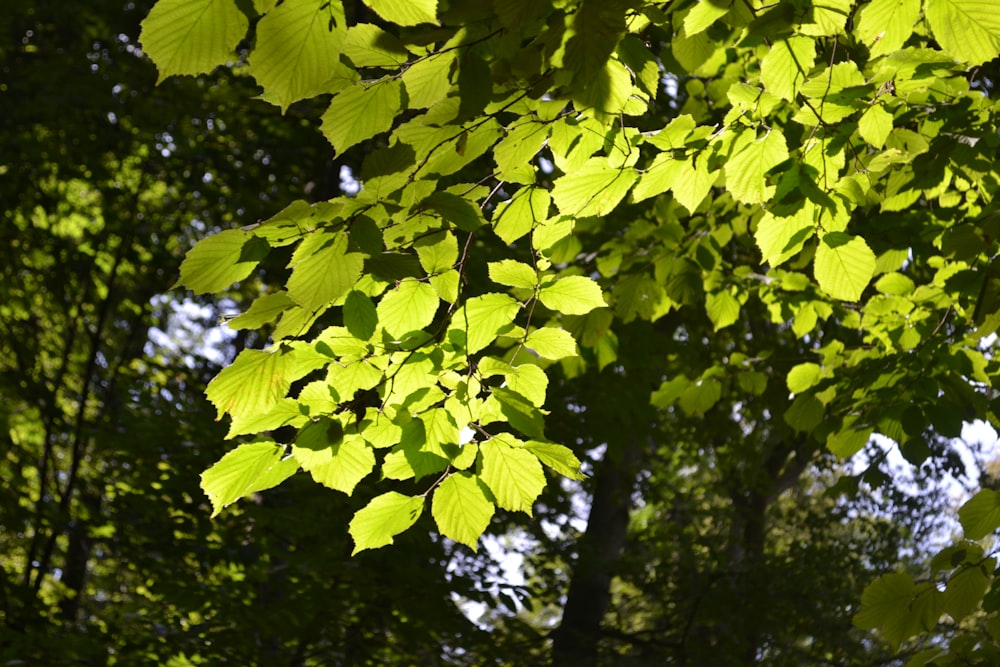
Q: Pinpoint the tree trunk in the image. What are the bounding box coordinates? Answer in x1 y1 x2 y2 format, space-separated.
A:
550 433 641 666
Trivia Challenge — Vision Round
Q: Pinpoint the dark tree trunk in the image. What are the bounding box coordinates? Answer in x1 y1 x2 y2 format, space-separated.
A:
550 434 642 666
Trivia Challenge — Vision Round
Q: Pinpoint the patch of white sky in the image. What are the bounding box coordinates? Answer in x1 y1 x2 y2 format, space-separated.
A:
145 294 237 367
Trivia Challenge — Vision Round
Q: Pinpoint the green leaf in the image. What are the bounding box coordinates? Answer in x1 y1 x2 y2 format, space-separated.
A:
683 0 732 36
679 377 721 415
524 440 585 479
249 0 346 111
227 291 295 330
450 293 519 354
632 154 686 203
787 362 822 394
401 51 456 109
321 78 402 155
415 231 458 274
671 153 718 214
551 160 637 217
493 187 550 244
206 348 293 421
492 387 546 438
856 0 920 57
431 472 495 550
855 573 942 649
140 0 249 82
814 232 877 301
524 327 579 360
343 290 378 340
424 191 486 231
376 279 439 337
479 435 546 515
827 426 874 458
286 231 365 310
538 276 606 315
343 23 408 68
201 442 299 517
959 489 1000 540
298 435 375 495
349 491 424 554
726 131 788 205
488 260 537 289
760 35 816 101
494 120 549 184
362 0 437 26
925 0 1000 66
858 104 893 148
705 290 740 330
755 207 814 266
785 394 824 432
942 559 993 622
174 229 267 294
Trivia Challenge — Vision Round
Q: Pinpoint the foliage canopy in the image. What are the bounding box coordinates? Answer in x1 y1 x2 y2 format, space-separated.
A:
135 0 1000 659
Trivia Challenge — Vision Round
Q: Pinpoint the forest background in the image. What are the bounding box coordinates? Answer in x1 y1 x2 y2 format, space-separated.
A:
5 0 1000 665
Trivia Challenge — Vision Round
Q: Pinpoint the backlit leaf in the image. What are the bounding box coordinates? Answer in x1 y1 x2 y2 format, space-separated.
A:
760 35 816 101
925 0 1000 66
856 0 920 57
321 78 403 155
539 276 606 315
206 348 293 421
479 435 545 515
551 160 637 217
201 442 299 517
349 491 424 554
376 279 439 337
432 473 494 549
488 260 537 289
814 232 877 301
286 231 365 310
249 0 346 111
726 130 788 204
525 327 579 360
959 489 1000 540
175 229 267 294
140 0 248 82
362 0 437 26
450 293 519 354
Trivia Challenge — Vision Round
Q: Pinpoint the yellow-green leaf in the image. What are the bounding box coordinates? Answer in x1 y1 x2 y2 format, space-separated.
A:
760 35 816 101
479 435 545 515
856 0 920 57
206 348 293 421
377 279 439 337
525 327 579 360
362 0 437 26
140 0 249 82
349 491 424 554
539 276 606 315
286 231 364 310
551 159 637 217
343 23 408 68
249 0 346 111
431 472 495 550
174 229 268 294
726 130 788 205
201 442 299 517
524 440 585 479
814 232 877 301
925 0 1000 66
450 293 519 354
321 78 402 155
488 259 537 289
493 187 550 244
